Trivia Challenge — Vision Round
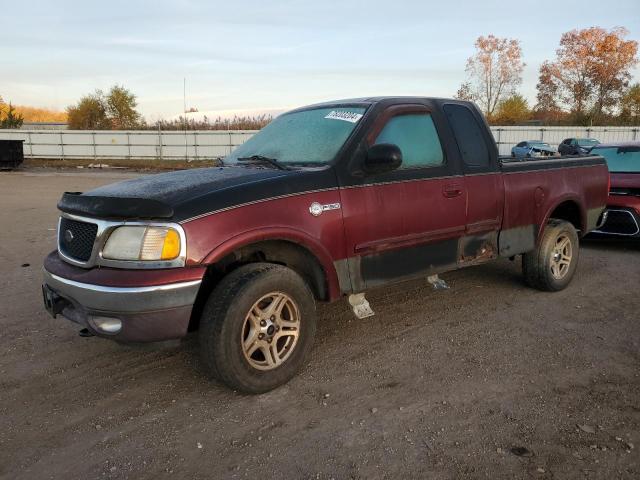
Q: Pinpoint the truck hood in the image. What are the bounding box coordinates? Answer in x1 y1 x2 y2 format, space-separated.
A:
58 165 336 222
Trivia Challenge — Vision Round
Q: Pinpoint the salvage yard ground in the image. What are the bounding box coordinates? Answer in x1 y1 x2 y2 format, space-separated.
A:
1 169 639 479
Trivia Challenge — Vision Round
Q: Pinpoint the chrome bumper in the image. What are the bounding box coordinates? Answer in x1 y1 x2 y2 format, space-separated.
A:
42 269 202 342
43 269 201 312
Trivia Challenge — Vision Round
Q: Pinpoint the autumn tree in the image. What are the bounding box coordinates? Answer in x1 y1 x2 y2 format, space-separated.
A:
620 83 640 125
105 85 141 129
492 94 530 125
454 82 474 101
536 27 638 124
0 99 24 128
0 98 25 129
458 35 525 118
66 85 142 130
66 92 109 129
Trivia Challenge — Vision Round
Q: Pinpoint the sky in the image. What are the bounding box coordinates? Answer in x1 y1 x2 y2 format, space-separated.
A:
2 0 639 121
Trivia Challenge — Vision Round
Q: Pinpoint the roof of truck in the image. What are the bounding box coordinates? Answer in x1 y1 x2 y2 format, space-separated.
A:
289 96 469 112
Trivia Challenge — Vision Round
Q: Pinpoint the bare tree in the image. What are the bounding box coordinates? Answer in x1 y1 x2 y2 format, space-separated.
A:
460 35 525 118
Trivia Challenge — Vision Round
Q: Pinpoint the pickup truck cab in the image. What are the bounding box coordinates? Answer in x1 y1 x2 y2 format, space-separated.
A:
43 97 609 393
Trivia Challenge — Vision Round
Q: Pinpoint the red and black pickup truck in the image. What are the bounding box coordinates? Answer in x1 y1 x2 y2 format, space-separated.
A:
42 97 609 393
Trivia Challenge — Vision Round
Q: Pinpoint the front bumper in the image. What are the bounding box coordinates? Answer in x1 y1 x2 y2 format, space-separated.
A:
42 255 203 342
592 195 640 238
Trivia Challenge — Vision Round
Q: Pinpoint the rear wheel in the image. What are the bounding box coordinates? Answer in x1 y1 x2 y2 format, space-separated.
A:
522 219 579 291
199 263 316 393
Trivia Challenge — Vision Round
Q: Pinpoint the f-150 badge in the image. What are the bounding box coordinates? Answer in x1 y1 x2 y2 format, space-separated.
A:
309 202 341 216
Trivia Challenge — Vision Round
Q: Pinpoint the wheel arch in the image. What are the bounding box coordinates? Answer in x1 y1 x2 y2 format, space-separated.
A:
188 229 342 332
540 197 585 239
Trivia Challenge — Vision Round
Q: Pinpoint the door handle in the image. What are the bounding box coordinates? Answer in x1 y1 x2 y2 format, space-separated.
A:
443 184 463 198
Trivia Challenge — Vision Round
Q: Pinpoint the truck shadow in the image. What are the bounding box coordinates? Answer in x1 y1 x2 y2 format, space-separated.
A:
582 236 640 253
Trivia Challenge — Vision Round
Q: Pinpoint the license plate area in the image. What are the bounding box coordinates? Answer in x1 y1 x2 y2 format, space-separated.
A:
42 284 67 318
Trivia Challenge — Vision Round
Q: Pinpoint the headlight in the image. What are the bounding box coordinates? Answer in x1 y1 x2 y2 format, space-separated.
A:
102 226 182 261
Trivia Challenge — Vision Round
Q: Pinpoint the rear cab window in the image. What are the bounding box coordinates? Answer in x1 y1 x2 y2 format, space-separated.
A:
443 103 495 171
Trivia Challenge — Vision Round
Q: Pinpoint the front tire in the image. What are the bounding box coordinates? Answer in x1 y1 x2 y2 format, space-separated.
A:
522 219 579 291
199 263 317 393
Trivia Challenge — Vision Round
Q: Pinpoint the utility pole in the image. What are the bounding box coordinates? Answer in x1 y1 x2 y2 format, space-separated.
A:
183 77 188 161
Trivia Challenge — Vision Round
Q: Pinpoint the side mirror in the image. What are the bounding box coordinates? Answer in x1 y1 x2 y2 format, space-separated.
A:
364 143 402 175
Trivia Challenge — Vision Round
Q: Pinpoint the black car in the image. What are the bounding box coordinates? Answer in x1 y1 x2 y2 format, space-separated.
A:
558 138 600 155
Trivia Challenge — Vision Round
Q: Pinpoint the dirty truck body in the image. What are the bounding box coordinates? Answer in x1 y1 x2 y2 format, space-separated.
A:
43 97 609 392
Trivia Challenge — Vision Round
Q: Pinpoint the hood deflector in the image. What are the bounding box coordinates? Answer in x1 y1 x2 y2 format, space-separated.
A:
58 192 174 219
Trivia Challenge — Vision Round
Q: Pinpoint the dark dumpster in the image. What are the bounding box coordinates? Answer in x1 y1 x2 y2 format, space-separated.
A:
0 140 25 170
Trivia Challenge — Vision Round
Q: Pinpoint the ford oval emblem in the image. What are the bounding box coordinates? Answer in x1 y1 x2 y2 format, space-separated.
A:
309 202 323 217
64 229 75 242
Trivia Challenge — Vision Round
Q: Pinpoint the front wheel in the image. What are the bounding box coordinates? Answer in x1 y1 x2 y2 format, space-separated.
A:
199 263 317 393
522 219 579 291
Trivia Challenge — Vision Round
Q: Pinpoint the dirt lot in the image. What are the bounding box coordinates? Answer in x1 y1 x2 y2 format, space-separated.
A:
1 169 639 480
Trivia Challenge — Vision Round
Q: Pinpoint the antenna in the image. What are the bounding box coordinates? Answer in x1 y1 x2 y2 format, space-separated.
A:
183 77 188 161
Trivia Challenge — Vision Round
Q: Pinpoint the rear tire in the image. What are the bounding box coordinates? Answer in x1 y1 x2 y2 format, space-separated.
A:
522 219 579 291
199 263 316 394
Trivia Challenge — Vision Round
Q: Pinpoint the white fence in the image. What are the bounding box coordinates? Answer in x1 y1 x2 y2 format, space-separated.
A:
0 129 256 161
1 126 639 160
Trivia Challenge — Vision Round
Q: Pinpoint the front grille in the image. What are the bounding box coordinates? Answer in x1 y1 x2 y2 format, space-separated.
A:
58 217 98 261
596 210 639 236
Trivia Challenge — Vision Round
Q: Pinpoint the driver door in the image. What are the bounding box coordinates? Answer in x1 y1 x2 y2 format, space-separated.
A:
338 104 466 291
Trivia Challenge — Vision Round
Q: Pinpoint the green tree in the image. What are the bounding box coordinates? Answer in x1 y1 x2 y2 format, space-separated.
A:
66 91 109 129
105 85 141 129
492 94 530 125
0 102 25 129
620 83 640 126
66 85 142 130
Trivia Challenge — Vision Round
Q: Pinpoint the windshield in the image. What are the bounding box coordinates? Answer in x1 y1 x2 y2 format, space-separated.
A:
593 146 640 173
576 138 600 147
225 106 367 166
530 142 551 148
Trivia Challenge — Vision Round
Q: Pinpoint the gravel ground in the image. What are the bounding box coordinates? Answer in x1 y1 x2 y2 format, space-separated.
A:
0 169 639 480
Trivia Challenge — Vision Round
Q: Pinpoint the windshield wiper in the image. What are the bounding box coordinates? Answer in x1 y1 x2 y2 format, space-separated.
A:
236 155 291 170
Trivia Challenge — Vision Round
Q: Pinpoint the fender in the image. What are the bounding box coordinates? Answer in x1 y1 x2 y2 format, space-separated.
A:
538 194 586 240
201 227 343 301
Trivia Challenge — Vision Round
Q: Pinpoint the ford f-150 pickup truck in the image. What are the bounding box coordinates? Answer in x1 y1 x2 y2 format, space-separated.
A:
42 97 609 393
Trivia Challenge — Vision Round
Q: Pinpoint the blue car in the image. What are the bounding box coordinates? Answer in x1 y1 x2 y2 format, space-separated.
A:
511 140 556 159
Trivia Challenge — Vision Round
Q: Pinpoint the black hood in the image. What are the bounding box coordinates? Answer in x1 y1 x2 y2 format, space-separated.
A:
58 165 336 222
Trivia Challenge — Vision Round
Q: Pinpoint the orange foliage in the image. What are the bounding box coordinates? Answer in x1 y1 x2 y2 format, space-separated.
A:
536 27 638 123
0 96 67 123
14 105 67 123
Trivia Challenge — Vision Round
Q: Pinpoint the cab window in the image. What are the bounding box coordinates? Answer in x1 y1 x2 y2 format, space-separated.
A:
374 113 444 168
443 103 491 168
